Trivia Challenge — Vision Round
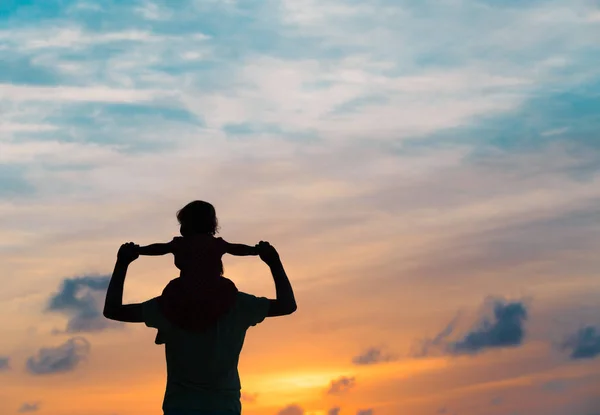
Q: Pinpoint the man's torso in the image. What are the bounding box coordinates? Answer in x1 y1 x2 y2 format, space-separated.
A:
142 292 270 413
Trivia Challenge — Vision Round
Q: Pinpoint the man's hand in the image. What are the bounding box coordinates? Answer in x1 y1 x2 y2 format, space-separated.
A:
117 242 140 265
256 241 280 266
257 241 297 317
104 242 144 323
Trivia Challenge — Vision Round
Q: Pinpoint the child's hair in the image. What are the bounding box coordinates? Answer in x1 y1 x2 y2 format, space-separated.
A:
177 200 220 237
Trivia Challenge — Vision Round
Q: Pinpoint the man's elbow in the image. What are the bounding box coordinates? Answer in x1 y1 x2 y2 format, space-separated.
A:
286 302 298 315
268 300 297 317
103 307 116 320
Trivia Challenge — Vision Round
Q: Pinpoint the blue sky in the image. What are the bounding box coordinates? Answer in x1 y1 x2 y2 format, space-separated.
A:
1 1 600 415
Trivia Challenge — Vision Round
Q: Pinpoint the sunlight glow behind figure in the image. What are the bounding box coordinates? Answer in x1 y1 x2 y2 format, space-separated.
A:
243 371 348 407
275 372 340 390
240 358 451 409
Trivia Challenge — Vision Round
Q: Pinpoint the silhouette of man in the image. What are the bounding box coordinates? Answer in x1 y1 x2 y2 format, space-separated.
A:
103 240 297 415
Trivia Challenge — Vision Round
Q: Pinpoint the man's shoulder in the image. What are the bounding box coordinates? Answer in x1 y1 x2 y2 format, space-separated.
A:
142 296 160 308
235 291 268 303
233 292 270 327
141 296 167 329
236 291 256 299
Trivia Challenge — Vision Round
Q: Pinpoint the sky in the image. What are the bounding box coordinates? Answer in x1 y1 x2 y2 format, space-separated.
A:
1 0 600 414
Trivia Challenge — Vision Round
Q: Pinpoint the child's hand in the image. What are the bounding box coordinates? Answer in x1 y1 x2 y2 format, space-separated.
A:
256 241 280 265
117 242 140 264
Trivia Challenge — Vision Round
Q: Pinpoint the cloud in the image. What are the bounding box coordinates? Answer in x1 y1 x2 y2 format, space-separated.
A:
0 84 170 103
241 392 258 403
352 347 396 365
0 24 168 51
416 299 528 356
356 410 373 415
327 376 356 395
18 402 40 413
277 404 304 415
6 0 597 168
26 337 90 375
412 315 461 358
561 325 600 360
328 407 341 415
448 299 528 355
47 275 120 333
490 396 504 406
541 379 569 393
0 356 10 371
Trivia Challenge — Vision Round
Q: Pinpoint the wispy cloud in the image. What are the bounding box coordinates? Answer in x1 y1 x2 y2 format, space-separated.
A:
47 275 120 333
0 356 10 371
18 402 40 413
277 404 304 415
240 391 258 403
26 337 90 375
327 376 356 395
352 346 397 365
0 84 170 103
0 26 163 50
413 315 461 358
561 325 600 360
328 407 341 415
490 396 504 406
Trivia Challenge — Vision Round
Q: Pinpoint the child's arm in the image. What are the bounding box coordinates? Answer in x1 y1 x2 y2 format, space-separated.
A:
223 241 259 256
137 242 173 256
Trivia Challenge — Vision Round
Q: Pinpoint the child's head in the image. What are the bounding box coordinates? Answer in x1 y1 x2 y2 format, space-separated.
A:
177 200 219 237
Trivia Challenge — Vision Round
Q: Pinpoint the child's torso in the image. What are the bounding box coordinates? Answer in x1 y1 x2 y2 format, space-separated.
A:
172 234 225 278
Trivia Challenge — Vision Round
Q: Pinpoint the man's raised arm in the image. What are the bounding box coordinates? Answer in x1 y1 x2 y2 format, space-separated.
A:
256 241 297 317
103 242 145 323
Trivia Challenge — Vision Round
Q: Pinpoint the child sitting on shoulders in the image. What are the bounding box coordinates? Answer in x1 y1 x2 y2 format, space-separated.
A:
139 200 258 280
137 200 259 342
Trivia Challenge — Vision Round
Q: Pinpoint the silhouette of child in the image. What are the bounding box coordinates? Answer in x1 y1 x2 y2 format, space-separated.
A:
137 200 259 342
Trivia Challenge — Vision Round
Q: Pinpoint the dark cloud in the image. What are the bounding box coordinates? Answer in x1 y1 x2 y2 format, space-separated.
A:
328 407 341 415
437 408 448 414
449 300 527 354
277 404 304 415
352 347 396 365
327 376 356 395
415 299 528 356
357 410 373 415
241 392 258 403
0 356 9 371
561 325 600 360
490 396 503 406
18 402 40 413
26 337 90 375
47 275 120 333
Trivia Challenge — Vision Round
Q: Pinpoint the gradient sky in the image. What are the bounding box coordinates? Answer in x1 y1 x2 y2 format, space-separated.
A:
1 1 600 415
